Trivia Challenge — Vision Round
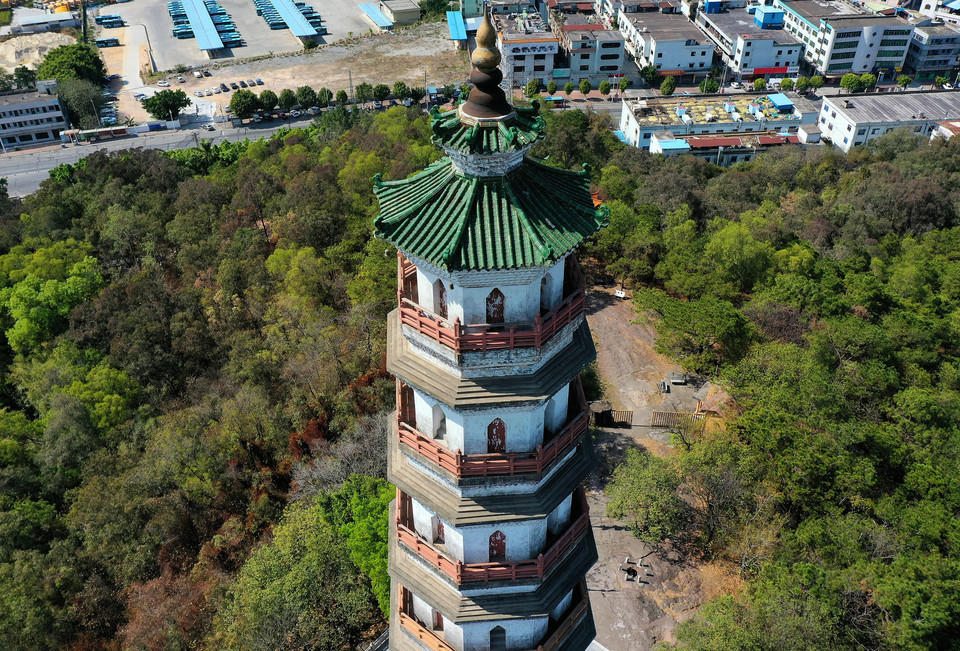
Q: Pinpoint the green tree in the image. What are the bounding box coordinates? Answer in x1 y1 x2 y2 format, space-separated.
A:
258 89 278 111
37 44 105 84
355 82 373 104
372 83 391 102
840 73 861 92
410 86 426 103
934 75 948 88
753 78 767 91
704 221 774 294
140 89 191 120
229 89 260 119
778 78 794 91
619 77 630 92
636 288 752 374
296 85 317 109
278 88 297 110
606 448 690 544
336 89 348 106
639 64 659 86
809 75 824 90
212 502 380 649
13 65 35 89
419 0 449 18
794 76 810 93
547 80 558 94
599 79 611 99
56 78 105 129
392 81 409 101
525 77 541 97
898 74 913 89
660 77 676 96
579 78 592 96
316 87 332 108
859 73 877 91
699 78 720 93
564 81 575 95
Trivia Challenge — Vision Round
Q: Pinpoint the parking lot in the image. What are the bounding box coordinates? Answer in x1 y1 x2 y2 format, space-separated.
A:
101 0 374 71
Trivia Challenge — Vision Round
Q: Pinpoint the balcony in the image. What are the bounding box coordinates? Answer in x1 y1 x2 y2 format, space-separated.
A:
396 253 586 353
395 488 590 585
397 581 590 651
395 377 588 478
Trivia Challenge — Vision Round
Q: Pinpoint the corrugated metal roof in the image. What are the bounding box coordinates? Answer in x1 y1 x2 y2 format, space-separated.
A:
359 3 393 28
271 0 318 38
181 0 224 50
373 157 607 271
447 11 466 40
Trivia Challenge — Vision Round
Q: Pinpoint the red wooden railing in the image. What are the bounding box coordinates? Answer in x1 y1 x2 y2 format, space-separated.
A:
396 489 590 585
396 253 587 353
396 583 589 651
395 378 588 478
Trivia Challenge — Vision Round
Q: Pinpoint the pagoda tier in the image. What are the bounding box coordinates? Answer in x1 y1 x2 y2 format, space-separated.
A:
376 9 605 650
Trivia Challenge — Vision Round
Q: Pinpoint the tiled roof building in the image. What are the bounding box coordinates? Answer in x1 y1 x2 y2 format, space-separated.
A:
376 10 605 651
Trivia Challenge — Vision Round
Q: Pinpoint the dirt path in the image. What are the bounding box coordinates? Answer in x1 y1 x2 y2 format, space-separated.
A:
584 288 739 648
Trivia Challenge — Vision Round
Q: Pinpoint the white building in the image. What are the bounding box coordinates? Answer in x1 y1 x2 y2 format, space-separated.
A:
905 23 960 81
619 11 715 81
618 90 820 147
776 1 914 80
819 90 960 151
493 12 560 88
695 4 803 79
551 15 627 82
0 82 67 149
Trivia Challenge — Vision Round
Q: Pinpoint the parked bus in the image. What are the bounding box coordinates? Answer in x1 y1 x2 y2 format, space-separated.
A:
95 37 121 47
543 96 566 108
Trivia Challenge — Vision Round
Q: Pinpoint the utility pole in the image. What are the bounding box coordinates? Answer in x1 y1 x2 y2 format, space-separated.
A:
425 70 430 112
348 70 354 104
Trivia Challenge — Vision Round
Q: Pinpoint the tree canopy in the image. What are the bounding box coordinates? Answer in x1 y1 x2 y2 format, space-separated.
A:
141 89 192 120
37 44 106 84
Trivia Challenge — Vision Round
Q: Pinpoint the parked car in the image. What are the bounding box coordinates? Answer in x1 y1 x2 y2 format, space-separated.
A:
204 89 212 96
157 80 171 87
945 83 955 90
203 124 215 131
255 78 264 85
134 93 147 100
253 115 261 123
372 101 382 109
193 70 203 79
177 76 186 83
238 80 247 88
246 79 256 87
107 73 121 80
290 109 301 117
202 69 212 77
230 82 239 90
220 83 229 92
193 90 204 97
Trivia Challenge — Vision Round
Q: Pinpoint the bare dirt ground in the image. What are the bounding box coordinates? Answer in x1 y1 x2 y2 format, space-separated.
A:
103 22 468 123
584 287 740 649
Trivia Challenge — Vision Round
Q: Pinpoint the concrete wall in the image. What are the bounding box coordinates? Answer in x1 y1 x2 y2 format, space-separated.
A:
410 382 571 454
459 617 549 650
550 588 574 620
546 493 573 536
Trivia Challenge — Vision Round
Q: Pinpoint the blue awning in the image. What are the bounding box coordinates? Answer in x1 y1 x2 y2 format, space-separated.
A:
447 11 466 40
271 0 318 38
181 0 224 50
613 130 628 143
359 3 392 28
946 0 960 10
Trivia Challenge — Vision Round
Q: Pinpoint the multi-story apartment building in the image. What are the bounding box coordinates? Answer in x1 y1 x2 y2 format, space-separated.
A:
649 129 805 164
0 81 67 149
819 90 960 151
619 11 715 81
493 11 561 87
618 90 820 147
551 14 627 81
596 0 681 27
919 0 960 28
905 22 960 80
776 1 914 79
695 4 802 79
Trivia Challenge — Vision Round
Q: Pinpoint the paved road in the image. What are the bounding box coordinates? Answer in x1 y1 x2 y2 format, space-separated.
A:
0 119 308 197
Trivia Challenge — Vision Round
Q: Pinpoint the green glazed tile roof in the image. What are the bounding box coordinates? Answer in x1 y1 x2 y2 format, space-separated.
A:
373 157 608 271
430 103 546 155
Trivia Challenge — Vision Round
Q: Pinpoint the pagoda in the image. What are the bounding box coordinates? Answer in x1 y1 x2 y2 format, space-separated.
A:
375 11 607 651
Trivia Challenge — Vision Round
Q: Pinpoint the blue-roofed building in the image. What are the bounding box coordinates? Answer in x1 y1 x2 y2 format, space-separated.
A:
448 10 467 49
181 0 225 52
359 3 393 29
271 0 319 40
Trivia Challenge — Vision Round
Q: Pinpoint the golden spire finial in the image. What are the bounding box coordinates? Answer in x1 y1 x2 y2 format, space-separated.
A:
471 8 501 71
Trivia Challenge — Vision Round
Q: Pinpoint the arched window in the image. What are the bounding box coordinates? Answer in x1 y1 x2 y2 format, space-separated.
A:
432 403 446 440
487 418 506 453
489 530 506 562
540 275 552 314
434 279 447 319
486 288 505 324
490 625 506 651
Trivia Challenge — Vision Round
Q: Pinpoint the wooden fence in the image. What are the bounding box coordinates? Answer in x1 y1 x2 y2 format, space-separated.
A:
650 411 705 428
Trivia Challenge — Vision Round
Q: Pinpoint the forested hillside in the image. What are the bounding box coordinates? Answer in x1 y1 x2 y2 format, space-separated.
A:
589 128 960 648
0 103 957 649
